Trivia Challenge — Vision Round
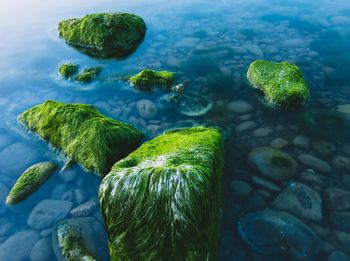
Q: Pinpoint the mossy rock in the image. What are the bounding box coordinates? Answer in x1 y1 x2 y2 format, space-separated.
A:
58 13 147 58
6 162 58 204
99 126 223 260
74 67 102 83
53 218 104 261
128 69 176 91
19 100 144 176
58 63 79 79
247 60 310 108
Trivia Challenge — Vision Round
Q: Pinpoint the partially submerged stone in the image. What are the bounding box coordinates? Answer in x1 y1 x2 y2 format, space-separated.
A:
247 60 309 108
99 126 223 260
128 69 176 91
6 162 58 204
58 63 78 79
58 13 146 58
19 100 144 176
74 67 102 83
53 218 103 261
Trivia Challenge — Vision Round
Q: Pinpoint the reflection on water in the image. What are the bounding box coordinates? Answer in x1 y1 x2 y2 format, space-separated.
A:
1 0 350 260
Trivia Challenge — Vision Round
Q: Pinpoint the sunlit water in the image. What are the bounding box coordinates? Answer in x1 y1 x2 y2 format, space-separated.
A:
1 0 350 260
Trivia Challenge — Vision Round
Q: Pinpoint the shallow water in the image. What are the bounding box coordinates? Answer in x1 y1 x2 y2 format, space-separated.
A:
1 0 350 260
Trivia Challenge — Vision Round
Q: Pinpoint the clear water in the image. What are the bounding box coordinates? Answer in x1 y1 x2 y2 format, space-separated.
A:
1 0 350 260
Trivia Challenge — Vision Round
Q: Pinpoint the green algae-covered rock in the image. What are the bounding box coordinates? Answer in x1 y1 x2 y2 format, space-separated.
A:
99 126 223 261
247 60 310 108
6 162 58 204
74 67 102 83
58 13 147 58
19 100 144 176
58 63 78 79
128 69 176 91
54 219 95 261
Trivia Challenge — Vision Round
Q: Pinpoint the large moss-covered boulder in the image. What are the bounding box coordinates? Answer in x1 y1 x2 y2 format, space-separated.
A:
247 60 310 108
99 126 223 260
6 162 58 204
19 100 144 176
128 69 176 91
58 13 147 58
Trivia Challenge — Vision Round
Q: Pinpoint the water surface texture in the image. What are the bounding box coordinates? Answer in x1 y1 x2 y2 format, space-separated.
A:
1 0 350 260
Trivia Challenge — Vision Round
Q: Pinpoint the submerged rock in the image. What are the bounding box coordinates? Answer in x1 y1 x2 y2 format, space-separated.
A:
273 181 322 222
159 93 213 117
74 67 102 83
248 147 298 181
312 140 336 157
53 218 108 261
0 229 40 261
238 209 320 259
19 100 144 176
0 142 40 173
298 154 332 173
58 13 146 58
328 251 350 261
136 99 158 119
30 237 52 261
6 161 58 204
99 126 223 260
247 60 309 108
128 69 176 91
324 187 350 210
330 211 350 233
227 100 253 114
27 199 72 229
302 109 350 140
58 63 78 79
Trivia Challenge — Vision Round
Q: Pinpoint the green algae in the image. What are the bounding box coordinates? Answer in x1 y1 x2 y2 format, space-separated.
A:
128 69 176 91
58 13 146 58
99 126 223 260
74 67 102 83
56 221 95 261
19 100 144 176
247 60 310 108
58 63 79 79
6 162 58 204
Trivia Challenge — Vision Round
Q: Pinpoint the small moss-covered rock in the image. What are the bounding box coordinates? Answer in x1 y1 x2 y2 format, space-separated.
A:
6 162 58 204
52 218 109 261
247 60 310 107
58 13 147 58
128 69 176 91
99 126 223 260
58 63 78 79
74 67 102 83
19 100 144 176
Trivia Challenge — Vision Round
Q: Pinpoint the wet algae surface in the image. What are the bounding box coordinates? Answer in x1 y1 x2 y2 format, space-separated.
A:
1 0 350 260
